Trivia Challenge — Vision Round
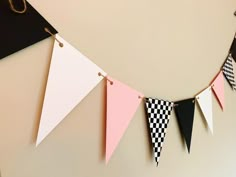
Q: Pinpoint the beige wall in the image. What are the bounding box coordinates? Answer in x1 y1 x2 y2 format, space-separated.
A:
0 0 236 176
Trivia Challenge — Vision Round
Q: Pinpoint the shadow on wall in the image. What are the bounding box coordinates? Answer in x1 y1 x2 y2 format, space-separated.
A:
30 41 55 145
100 80 107 161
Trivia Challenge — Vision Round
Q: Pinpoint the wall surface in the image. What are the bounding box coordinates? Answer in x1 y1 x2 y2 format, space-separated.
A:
0 0 236 177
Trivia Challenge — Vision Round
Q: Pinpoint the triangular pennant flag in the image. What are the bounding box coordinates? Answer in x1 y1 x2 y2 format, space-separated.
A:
145 98 173 165
36 35 106 146
174 98 195 153
222 54 236 91
0 0 57 59
106 77 143 163
196 87 213 134
211 71 225 110
229 35 236 62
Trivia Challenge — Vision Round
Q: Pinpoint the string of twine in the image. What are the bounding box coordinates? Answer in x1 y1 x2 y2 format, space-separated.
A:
9 0 27 14
44 27 64 47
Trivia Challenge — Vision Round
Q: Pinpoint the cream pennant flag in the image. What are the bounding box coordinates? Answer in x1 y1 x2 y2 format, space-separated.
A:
196 87 213 134
106 76 143 163
211 71 225 110
36 35 106 146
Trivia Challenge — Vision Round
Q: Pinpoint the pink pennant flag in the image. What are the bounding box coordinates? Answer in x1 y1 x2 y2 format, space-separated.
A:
211 71 225 110
106 76 143 163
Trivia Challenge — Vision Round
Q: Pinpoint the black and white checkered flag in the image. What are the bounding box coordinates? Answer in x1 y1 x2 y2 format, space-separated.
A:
145 98 174 165
222 53 236 91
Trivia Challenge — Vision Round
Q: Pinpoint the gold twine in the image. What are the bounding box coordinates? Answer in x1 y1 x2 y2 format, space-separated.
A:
9 0 27 14
44 27 64 47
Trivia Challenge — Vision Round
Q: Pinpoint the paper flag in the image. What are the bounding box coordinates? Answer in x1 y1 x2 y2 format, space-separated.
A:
229 36 236 61
145 98 173 165
211 71 225 110
174 98 195 153
36 35 106 146
196 87 213 134
106 77 143 163
0 0 57 60
222 54 236 91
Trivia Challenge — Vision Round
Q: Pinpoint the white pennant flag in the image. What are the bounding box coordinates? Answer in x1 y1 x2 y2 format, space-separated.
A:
36 35 106 146
196 86 213 134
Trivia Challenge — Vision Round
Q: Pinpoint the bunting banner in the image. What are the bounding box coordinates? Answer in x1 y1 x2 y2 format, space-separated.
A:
211 71 225 110
222 54 236 91
0 0 57 60
36 35 106 146
106 76 143 163
145 98 173 165
0 1 235 168
196 87 213 134
174 98 195 153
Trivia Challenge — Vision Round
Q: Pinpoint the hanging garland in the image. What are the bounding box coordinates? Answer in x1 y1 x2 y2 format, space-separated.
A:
34 20 236 165
1 0 236 167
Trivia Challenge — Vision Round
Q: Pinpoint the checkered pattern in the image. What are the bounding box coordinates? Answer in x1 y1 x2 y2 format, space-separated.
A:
145 98 173 165
222 54 236 91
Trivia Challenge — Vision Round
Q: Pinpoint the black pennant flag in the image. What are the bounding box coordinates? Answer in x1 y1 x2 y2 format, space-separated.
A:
174 98 195 153
145 98 173 166
229 35 236 62
0 0 57 60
